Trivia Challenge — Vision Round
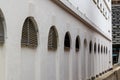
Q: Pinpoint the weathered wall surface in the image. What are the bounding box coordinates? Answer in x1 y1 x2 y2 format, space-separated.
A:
0 0 112 80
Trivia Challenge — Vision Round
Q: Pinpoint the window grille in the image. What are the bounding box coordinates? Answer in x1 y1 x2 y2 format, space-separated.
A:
21 17 38 48
75 36 80 52
64 32 71 50
48 26 58 50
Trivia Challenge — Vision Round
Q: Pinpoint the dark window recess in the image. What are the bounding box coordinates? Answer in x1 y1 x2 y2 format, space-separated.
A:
48 26 58 50
101 46 103 53
21 17 38 48
94 43 96 53
64 32 71 50
76 36 80 52
106 47 108 54
104 46 105 53
98 44 100 53
89 41 92 53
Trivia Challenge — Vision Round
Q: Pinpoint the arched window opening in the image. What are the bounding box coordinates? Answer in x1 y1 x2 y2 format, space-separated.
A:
75 36 80 52
104 46 105 53
101 45 103 53
89 41 92 53
98 44 100 53
84 39 87 48
48 26 58 50
64 32 71 50
106 47 108 54
0 9 5 44
94 43 96 53
21 17 38 48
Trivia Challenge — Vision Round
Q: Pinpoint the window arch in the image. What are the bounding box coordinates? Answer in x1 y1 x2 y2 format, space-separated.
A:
0 9 5 44
21 17 38 48
75 35 80 52
89 41 92 53
64 32 71 50
94 43 97 53
48 26 58 50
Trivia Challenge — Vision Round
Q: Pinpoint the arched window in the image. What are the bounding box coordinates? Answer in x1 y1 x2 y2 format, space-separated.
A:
64 32 71 50
94 43 96 53
98 44 100 53
75 36 80 52
48 26 58 50
101 45 103 53
106 47 108 54
21 17 38 48
0 9 5 44
89 41 92 53
104 46 105 53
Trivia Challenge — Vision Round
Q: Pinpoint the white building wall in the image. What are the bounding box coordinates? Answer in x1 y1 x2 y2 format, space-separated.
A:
0 0 112 80
68 0 111 36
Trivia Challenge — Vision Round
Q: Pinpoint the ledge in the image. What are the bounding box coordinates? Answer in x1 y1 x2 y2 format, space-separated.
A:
52 0 112 41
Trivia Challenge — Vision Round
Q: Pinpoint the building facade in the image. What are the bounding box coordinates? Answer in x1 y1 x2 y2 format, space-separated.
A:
112 1 120 64
0 0 112 80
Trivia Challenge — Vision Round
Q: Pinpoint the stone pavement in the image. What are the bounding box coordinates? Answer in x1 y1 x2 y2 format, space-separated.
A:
95 64 120 80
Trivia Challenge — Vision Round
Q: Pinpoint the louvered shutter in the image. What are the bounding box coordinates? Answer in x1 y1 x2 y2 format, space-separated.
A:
21 17 38 48
0 17 4 43
48 27 57 50
29 19 38 47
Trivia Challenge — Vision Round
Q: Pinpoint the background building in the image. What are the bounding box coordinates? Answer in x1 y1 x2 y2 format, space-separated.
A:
112 0 120 64
0 0 112 80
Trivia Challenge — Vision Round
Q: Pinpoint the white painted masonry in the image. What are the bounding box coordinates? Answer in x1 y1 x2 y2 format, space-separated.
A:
0 0 112 80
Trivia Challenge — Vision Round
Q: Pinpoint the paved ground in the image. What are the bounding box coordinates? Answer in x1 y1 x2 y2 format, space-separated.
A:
96 64 120 80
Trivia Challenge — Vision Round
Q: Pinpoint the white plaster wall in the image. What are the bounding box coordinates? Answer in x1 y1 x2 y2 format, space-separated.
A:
0 0 112 80
68 0 112 37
